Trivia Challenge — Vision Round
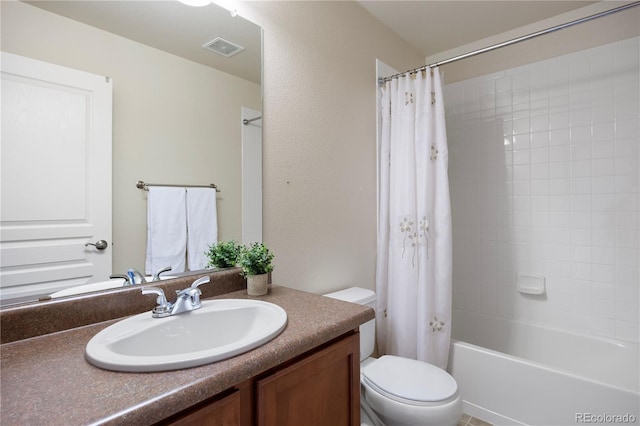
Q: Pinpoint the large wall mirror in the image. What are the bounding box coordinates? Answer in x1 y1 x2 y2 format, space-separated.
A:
0 0 262 306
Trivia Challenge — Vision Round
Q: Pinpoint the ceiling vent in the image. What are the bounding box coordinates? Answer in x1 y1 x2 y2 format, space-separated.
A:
202 37 245 57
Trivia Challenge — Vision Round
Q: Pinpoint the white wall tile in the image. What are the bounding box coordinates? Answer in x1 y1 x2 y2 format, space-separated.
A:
592 246 616 265
530 165 550 182
592 121 615 141
446 36 640 343
615 119 639 140
592 176 615 194
531 147 550 164
549 111 570 130
592 140 615 159
550 128 570 145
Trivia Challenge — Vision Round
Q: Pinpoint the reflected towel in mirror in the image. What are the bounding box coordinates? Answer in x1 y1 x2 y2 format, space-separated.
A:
145 187 187 274
186 187 218 270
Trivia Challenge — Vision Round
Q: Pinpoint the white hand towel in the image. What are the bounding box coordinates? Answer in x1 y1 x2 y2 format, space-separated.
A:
145 187 187 275
186 187 218 271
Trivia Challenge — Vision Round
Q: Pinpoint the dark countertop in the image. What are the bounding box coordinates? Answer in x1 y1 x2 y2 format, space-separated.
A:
0 285 374 425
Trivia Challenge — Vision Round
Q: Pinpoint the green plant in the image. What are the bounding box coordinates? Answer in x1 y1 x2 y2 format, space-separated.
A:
239 242 274 276
206 240 241 269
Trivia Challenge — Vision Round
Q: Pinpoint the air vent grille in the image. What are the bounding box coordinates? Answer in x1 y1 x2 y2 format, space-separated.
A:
202 37 245 57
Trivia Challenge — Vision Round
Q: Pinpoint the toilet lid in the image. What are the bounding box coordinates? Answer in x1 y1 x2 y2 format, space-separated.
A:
362 355 458 403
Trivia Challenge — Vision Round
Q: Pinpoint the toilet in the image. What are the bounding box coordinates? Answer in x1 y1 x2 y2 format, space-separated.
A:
325 287 462 426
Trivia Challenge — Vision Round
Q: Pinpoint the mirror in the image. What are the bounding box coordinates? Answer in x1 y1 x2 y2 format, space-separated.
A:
0 0 262 305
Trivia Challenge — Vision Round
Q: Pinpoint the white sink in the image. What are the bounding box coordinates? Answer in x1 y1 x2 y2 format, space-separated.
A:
49 276 176 298
85 299 287 372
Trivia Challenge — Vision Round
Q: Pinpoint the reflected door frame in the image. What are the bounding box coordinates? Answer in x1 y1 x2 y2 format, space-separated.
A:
241 106 262 244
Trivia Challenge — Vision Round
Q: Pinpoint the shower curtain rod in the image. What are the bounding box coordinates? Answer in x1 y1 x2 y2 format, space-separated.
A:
379 1 640 85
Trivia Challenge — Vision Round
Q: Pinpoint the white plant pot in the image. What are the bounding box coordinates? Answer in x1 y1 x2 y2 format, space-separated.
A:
247 273 269 296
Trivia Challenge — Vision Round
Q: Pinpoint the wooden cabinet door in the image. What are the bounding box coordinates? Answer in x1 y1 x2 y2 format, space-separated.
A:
256 333 360 426
162 388 243 426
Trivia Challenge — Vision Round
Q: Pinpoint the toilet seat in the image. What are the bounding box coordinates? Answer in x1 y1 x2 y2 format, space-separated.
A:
362 355 458 406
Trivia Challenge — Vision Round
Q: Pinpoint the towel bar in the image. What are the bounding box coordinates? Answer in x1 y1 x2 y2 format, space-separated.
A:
136 180 220 192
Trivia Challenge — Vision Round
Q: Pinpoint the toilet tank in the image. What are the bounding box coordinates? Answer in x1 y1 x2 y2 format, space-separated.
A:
324 287 376 362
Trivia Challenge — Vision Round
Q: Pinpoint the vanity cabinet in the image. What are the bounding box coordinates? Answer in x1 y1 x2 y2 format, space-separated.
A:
163 332 360 426
160 384 251 426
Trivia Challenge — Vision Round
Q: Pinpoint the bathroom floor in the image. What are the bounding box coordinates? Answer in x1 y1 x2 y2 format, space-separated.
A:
458 414 493 426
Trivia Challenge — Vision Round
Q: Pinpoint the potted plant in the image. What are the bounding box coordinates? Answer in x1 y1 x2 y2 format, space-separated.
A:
239 242 274 296
206 240 241 269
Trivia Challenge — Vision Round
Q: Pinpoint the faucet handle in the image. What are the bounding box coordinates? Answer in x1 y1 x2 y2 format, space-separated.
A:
109 274 128 280
152 266 173 281
141 287 171 317
111 273 135 286
109 274 129 286
172 276 209 311
190 276 210 289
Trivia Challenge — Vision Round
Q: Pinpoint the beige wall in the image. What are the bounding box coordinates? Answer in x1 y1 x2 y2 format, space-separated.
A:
240 1 424 294
1 1 261 275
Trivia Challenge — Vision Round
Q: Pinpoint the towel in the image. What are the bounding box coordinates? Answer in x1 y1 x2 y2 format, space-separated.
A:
186 187 218 271
145 187 187 274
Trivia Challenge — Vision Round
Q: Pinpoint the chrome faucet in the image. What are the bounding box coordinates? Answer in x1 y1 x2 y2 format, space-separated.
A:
141 276 210 318
127 268 147 285
109 274 134 286
152 266 172 282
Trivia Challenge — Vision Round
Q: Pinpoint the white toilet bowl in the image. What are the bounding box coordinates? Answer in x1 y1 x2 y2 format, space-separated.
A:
325 287 462 426
361 355 462 426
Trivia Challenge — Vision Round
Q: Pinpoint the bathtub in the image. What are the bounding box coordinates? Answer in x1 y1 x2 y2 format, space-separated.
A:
448 310 639 426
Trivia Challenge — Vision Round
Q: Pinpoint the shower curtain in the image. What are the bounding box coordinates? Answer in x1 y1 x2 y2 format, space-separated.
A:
376 67 452 369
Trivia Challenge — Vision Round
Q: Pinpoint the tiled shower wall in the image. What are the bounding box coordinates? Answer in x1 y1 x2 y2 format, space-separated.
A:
445 37 639 343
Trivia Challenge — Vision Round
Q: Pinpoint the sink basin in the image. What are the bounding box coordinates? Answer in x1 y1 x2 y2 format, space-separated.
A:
49 276 176 298
85 299 287 372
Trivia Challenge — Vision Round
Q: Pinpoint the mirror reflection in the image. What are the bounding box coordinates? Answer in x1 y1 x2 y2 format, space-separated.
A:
0 0 262 306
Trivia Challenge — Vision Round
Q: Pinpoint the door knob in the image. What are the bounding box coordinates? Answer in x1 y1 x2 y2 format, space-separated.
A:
85 240 108 250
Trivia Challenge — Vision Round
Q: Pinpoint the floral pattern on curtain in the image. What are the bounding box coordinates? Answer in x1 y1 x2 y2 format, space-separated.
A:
376 67 452 369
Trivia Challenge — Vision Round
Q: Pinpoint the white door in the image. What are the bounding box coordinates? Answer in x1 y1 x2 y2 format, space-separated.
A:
0 52 112 304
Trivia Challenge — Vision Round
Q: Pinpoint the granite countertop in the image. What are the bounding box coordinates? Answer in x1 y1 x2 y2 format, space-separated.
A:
0 285 374 426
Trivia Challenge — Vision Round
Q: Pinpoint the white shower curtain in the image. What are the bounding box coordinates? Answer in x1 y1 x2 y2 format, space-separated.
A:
376 67 452 369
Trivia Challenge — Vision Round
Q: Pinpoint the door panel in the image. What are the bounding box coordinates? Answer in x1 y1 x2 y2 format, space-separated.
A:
0 52 112 304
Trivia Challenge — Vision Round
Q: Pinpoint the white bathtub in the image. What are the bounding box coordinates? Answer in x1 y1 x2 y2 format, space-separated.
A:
448 310 639 426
